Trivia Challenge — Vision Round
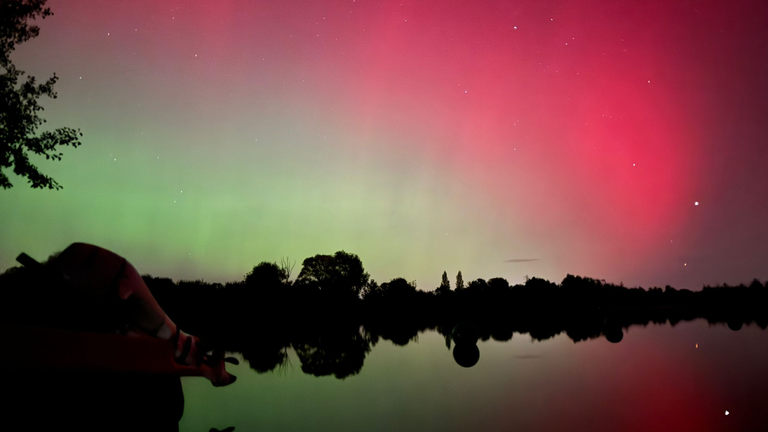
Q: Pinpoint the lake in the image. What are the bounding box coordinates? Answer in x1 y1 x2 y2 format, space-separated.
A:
179 319 768 432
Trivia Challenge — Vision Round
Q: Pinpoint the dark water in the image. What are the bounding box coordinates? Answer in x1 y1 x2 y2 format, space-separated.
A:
179 320 768 432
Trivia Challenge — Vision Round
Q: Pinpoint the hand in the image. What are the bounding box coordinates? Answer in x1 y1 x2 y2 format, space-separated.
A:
200 349 238 387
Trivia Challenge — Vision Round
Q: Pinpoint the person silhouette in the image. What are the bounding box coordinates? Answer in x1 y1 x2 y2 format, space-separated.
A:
42 242 236 386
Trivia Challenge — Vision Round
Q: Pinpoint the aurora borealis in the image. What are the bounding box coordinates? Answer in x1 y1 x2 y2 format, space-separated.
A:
1 0 767 290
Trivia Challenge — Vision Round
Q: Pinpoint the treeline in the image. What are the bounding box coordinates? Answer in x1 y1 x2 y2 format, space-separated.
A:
136 250 768 333
1 250 767 378
119 252 768 376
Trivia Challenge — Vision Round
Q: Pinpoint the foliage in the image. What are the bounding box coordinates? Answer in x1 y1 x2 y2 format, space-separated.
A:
455 271 464 291
361 278 380 301
5 247 768 381
295 250 369 299
379 277 417 299
244 261 289 287
436 270 451 294
293 331 370 379
1 0 82 189
466 278 487 292
487 277 509 291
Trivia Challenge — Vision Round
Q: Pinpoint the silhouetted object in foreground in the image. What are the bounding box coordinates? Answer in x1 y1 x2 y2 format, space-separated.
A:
3 247 767 382
2 243 236 431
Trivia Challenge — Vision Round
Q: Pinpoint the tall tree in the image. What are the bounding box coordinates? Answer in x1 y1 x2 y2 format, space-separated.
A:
456 271 465 291
1 0 82 189
438 270 451 292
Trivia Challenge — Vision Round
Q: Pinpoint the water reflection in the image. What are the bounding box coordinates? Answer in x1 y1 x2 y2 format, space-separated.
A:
453 344 480 368
184 320 768 432
3 314 765 431
450 323 480 367
3 253 767 431
225 314 760 375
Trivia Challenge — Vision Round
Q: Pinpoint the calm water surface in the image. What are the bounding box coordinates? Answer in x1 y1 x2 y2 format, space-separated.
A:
180 320 768 432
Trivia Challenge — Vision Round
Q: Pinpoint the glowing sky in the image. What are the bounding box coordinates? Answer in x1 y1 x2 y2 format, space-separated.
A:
2 0 767 289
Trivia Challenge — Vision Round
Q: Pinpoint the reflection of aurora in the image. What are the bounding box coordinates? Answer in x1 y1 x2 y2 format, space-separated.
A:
2 264 765 378
219 315 759 377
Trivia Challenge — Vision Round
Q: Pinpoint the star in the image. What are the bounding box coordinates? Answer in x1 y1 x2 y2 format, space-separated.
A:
695 201 699 206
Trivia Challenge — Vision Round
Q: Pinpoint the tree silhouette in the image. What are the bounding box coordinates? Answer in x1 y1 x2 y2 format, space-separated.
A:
467 278 487 292
279 257 295 283
361 278 380 301
441 271 450 289
244 261 289 287
1 0 82 189
487 277 509 292
436 270 451 294
456 271 465 291
379 277 417 299
295 251 369 299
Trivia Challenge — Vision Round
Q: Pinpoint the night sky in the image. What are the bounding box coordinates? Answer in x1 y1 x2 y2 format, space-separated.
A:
2 0 767 290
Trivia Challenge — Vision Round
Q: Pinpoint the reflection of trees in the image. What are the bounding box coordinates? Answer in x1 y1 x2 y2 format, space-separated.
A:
241 344 289 374
293 330 370 379
490 325 513 342
144 271 767 378
4 247 768 380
